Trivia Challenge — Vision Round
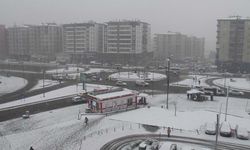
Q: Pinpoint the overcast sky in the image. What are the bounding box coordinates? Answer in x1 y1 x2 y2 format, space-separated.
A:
0 0 250 55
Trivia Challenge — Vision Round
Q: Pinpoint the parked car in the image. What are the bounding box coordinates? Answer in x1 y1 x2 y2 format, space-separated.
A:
229 90 244 96
22 111 30 119
205 122 216 135
220 122 232 137
170 144 177 150
136 80 149 86
115 80 127 86
236 126 249 140
139 139 159 150
72 96 86 103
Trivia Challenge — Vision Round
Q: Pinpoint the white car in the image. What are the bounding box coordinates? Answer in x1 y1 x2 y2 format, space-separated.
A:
115 80 127 86
72 96 86 103
136 80 149 86
229 90 244 96
236 127 249 140
205 122 216 135
220 122 232 137
138 139 159 150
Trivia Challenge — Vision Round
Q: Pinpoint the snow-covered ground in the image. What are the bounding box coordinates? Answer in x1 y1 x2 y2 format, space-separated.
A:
109 72 166 81
0 75 27 96
1 93 250 150
29 79 61 91
46 67 115 75
46 67 85 74
0 83 114 110
171 75 216 87
213 78 250 92
1 75 250 150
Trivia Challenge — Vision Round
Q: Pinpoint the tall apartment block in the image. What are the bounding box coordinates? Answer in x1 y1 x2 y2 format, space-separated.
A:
216 17 250 73
0 25 7 59
62 22 106 63
103 20 151 65
28 23 62 61
154 32 204 62
7 26 30 60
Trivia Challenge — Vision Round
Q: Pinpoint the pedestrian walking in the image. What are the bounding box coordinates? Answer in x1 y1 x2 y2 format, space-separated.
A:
167 127 171 137
84 117 89 125
30 146 34 150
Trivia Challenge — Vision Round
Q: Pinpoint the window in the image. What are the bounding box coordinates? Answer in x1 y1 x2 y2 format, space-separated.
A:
127 98 133 106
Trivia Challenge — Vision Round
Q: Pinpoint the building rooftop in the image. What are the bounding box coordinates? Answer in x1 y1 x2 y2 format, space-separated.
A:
91 89 135 101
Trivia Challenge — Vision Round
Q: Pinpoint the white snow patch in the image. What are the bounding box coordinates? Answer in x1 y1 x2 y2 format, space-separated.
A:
0 75 27 96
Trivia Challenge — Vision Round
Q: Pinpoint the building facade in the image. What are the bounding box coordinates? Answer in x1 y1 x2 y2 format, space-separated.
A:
28 23 62 61
216 18 250 73
102 20 151 65
7 26 30 60
62 22 106 63
0 25 7 59
154 32 205 62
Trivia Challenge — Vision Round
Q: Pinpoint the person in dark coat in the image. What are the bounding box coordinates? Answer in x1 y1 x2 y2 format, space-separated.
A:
167 127 171 137
30 146 34 150
84 117 89 125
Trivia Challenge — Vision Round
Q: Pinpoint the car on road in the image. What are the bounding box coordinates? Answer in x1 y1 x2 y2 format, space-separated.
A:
205 122 216 135
72 96 86 104
115 80 127 86
229 90 244 96
170 144 177 150
138 139 159 150
220 122 232 137
136 80 149 86
236 126 249 140
22 111 30 119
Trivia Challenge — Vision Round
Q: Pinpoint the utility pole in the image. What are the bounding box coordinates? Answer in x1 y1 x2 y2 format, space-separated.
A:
215 114 220 150
166 58 170 109
43 69 45 97
225 86 230 121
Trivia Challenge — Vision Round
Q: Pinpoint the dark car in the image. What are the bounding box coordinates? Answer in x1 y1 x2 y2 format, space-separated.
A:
220 122 232 137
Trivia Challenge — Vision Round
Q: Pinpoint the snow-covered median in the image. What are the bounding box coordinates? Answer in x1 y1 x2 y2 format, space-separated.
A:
0 75 27 96
0 83 114 110
213 78 250 92
109 72 166 81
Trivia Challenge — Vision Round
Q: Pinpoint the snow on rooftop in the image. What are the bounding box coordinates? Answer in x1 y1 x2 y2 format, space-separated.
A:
92 89 135 100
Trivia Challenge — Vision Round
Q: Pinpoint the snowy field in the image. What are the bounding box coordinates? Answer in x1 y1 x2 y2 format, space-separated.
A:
46 67 85 74
213 78 250 92
0 83 114 110
1 93 250 150
171 75 216 87
108 72 166 81
46 67 115 74
0 75 27 96
29 79 61 91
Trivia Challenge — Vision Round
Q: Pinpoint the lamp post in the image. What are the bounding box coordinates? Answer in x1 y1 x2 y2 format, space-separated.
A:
166 58 170 109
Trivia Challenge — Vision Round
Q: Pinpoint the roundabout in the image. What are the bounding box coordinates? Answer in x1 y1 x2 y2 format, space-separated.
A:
100 134 250 150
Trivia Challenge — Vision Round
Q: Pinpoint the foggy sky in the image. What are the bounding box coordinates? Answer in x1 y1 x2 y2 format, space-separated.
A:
1 0 250 55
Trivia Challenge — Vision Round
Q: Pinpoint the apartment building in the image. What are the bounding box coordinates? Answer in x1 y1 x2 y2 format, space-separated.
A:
216 17 250 73
62 22 106 63
28 23 62 61
154 32 204 62
7 26 30 60
102 20 151 65
0 25 7 59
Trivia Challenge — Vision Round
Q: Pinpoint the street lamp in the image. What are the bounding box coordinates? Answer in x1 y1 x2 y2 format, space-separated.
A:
166 58 170 109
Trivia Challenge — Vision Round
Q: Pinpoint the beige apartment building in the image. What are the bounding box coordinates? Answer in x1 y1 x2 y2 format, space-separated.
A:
62 22 106 63
7 26 30 60
154 32 204 62
103 20 151 65
216 18 250 72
